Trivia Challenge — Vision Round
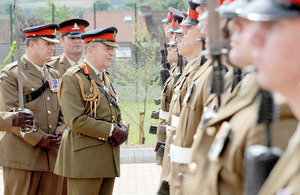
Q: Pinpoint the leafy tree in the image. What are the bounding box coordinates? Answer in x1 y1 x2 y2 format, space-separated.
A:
114 25 160 143
94 0 114 11
31 0 74 23
121 0 188 11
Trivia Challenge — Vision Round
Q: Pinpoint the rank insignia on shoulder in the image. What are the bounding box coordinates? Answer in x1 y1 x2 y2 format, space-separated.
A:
48 79 61 93
207 122 232 162
276 188 293 195
183 82 195 104
83 63 90 75
0 72 8 79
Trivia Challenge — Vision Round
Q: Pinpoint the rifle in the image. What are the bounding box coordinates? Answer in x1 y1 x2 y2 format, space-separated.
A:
244 90 282 195
173 53 183 85
206 0 227 108
158 25 171 86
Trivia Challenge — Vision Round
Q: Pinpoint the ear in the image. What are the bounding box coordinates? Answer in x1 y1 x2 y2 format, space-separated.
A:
29 39 37 49
87 45 94 56
59 37 64 47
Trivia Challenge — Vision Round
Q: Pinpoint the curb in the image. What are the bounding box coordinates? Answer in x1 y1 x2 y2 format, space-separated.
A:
120 148 156 164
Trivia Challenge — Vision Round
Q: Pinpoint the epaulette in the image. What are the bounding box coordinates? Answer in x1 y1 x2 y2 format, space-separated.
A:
65 64 83 75
3 61 18 70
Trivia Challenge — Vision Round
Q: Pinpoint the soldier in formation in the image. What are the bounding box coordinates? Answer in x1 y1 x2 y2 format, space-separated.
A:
155 0 300 194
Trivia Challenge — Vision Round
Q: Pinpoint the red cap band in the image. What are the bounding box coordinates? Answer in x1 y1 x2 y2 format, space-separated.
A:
25 29 56 37
83 33 116 43
167 12 173 21
60 24 85 34
188 8 199 20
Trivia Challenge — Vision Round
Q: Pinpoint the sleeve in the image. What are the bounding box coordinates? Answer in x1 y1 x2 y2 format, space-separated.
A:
0 69 45 146
60 74 111 140
0 112 12 131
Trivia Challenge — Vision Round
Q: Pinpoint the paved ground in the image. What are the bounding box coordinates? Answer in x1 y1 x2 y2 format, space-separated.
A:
0 163 161 195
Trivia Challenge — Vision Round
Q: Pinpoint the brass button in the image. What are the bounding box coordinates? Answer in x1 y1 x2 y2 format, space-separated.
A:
110 103 113 107
203 106 208 112
193 134 197 140
49 125 52 129
206 127 216 136
47 110 51 115
47 97 50 101
31 88 35 91
189 162 197 174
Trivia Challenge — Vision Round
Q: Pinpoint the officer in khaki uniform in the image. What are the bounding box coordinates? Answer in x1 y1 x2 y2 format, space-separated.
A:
240 0 300 194
54 27 128 195
49 18 89 76
183 1 298 194
156 34 180 165
0 24 66 195
159 0 204 191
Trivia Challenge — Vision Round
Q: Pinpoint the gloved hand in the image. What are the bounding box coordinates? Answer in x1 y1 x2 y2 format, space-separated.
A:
10 108 37 129
108 123 128 146
38 133 61 150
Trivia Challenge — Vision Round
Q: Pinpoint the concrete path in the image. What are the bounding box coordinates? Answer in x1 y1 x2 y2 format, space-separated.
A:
0 148 161 195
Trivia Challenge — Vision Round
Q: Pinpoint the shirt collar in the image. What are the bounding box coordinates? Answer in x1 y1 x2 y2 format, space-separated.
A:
24 54 45 76
65 55 83 66
84 58 100 76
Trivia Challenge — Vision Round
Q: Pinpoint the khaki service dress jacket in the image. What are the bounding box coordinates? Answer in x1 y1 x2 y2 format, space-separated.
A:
48 53 72 77
258 123 300 195
160 56 202 182
54 62 124 178
0 55 66 171
183 70 297 195
0 112 12 131
156 62 178 165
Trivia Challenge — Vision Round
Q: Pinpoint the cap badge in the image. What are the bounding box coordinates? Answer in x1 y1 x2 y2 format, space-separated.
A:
113 30 116 39
71 23 80 30
52 29 57 35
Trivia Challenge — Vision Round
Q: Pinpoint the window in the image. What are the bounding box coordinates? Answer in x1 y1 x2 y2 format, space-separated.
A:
124 15 133 22
115 47 132 58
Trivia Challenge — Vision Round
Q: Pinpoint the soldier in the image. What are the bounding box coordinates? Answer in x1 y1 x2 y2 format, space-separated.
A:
183 0 297 194
155 34 179 165
54 27 128 195
158 0 205 192
0 109 35 131
49 18 89 76
162 9 174 40
0 24 66 195
241 0 300 194
155 8 185 165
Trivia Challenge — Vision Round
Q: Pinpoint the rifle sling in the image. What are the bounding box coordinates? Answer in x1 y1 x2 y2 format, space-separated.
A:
25 81 49 103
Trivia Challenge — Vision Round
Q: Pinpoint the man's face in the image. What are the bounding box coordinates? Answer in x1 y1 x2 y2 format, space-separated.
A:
196 4 207 16
228 17 253 67
60 36 84 57
92 42 115 70
249 17 300 93
200 18 227 59
180 24 201 56
32 38 55 63
163 22 172 38
167 45 178 64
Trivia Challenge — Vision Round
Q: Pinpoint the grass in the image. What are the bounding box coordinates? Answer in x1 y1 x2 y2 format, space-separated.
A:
120 100 160 144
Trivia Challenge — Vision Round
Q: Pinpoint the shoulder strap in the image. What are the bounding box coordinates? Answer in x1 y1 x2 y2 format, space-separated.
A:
25 81 49 103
